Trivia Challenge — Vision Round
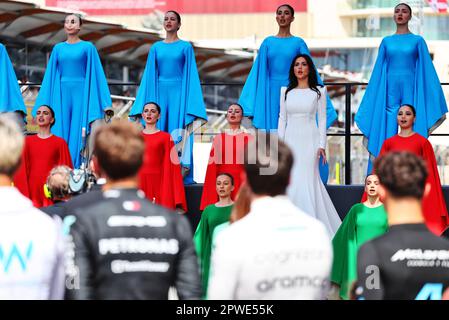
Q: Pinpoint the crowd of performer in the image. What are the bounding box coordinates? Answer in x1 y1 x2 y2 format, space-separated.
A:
1 3 449 300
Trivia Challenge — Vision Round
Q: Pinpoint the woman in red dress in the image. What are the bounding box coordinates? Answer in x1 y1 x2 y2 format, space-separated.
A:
378 104 449 235
138 102 187 212
14 106 73 207
200 103 252 210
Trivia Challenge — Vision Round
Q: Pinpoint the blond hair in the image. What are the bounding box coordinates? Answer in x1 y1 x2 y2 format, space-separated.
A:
47 165 72 200
0 115 24 177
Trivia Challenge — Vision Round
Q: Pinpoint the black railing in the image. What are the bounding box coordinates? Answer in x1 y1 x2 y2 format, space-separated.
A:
20 81 449 185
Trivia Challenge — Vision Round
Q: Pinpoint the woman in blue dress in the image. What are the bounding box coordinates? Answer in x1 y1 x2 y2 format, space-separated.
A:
355 3 447 172
0 43 27 124
129 10 208 184
33 14 112 168
238 4 337 131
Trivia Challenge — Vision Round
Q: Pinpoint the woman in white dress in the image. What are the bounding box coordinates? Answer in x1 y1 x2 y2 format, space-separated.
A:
278 54 341 236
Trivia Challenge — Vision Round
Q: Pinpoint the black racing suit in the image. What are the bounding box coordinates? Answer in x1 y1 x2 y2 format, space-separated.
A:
64 188 201 300
355 224 449 300
442 227 449 239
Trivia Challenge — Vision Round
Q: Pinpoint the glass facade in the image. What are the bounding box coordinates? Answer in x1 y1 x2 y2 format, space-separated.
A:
348 0 437 10
348 0 449 40
349 0 406 9
355 16 449 40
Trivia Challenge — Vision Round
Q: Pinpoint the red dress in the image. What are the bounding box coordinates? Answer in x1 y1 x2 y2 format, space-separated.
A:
200 132 252 210
138 131 187 211
378 133 449 235
14 135 73 207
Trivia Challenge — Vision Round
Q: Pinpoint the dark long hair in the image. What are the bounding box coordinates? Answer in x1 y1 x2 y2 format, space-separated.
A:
285 54 322 100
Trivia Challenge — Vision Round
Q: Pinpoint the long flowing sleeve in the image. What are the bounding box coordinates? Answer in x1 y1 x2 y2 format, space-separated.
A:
193 208 211 297
238 39 269 118
0 44 26 114
318 87 327 149
421 139 449 234
331 205 358 300
58 139 74 168
33 46 63 137
181 43 208 128
413 37 448 137
82 43 111 129
200 135 220 210
355 39 388 158
160 135 187 211
129 45 158 117
278 87 287 140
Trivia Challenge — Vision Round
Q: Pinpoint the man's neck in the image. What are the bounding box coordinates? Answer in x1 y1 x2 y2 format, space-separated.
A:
0 175 12 187
385 197 425 226
103 177 137 191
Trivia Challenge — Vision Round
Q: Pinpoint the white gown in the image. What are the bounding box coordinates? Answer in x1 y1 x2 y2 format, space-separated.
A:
278 86 341 236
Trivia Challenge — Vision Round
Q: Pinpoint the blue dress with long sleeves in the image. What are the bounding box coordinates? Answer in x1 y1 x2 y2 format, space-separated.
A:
0 43 26 115
239 36 337 183
238 36 337 130
33 41 112 168
129 40 208 184
355 33 447 171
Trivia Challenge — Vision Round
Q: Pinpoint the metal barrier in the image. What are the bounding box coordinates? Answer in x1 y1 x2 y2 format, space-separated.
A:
20 81 449 185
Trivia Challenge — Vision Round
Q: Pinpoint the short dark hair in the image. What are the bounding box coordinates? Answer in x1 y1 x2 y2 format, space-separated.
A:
166 10 181 23
276 4 295 17
217 172 235 186
143 102 161 114
374 151 428 199
395 3 412 15
94 121 145 181
398 104 416 117
229 103 244 114
66 13 83 26
244 133 293 197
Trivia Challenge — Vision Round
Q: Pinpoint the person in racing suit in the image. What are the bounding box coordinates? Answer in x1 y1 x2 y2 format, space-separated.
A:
64 121 201 300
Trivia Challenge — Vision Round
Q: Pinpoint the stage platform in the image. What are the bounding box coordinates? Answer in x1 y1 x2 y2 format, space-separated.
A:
184 184 449 232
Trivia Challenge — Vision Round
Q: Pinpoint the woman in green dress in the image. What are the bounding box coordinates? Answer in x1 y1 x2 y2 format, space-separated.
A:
194 173 234 298
331 174 388 299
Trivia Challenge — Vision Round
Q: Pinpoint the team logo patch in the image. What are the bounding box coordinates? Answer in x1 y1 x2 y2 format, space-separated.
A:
123 201 142 211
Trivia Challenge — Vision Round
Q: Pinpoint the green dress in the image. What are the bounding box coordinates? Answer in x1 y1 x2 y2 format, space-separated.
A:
331 203 388 299
194 204 233 298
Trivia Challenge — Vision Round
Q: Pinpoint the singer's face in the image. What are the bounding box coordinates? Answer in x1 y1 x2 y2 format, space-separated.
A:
64 15 81 36
36 106 54 127
394 4 411 26
226 104 243 125
142 103 160 125
216 174 234 198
